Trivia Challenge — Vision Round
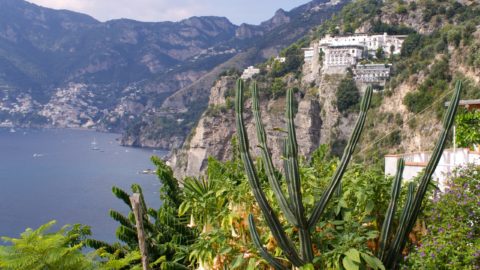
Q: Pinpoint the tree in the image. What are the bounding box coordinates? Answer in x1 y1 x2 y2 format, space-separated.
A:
87 157 195 269
336 77 360 113
376 47 385 60
0 221 96 270
456 109 480 148
401 33 422 57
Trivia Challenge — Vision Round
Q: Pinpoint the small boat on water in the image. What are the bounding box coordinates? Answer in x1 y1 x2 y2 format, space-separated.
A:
9 128 16 133
139 169 156 175
33 153 44 158
91 137 100 151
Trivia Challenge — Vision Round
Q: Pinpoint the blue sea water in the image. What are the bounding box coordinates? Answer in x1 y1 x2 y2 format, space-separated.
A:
0 128 166 243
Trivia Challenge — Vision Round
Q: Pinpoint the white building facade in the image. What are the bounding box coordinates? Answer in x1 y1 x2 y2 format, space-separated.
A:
353 64 392 83
303 47 315 62
240 66 260 80
305 32 405 77
385 148 480 191
319 32 406 56
323 45 364 67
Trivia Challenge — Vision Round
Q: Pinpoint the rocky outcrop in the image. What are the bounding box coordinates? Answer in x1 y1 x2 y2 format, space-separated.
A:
168 66 357 178
168 77 238 177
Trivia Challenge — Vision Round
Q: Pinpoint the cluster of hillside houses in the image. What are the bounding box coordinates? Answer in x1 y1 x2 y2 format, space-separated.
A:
304 32 407 83
241 32 407 83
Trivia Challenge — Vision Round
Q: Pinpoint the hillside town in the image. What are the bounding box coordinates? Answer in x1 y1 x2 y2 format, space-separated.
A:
241 32 407 85
305 32 406 83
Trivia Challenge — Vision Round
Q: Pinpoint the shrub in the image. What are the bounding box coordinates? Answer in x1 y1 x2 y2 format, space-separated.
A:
0 221 95 270
456 109 480 148
401 33 422 57
336 77 360 113
403 166 480 269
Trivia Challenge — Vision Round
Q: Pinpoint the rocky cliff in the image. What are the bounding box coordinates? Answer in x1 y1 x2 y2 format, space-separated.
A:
169 64 354 178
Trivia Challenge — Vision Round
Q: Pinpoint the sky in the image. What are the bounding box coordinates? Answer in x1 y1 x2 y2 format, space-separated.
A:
27 0 310 25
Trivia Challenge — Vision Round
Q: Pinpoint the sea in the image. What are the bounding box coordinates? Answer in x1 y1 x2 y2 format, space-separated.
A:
0 128 166 243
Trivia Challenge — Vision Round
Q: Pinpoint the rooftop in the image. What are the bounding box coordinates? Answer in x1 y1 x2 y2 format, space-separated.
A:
445 99 480 108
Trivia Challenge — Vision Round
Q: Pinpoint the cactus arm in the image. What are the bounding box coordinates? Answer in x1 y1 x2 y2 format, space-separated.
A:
248 214 289 270
282 138 296 206
285 88 314 261
384 182 415 268
251 82 299 227
385 80 462 268
308 86 373 229
378 158 404 261
235 79 305 267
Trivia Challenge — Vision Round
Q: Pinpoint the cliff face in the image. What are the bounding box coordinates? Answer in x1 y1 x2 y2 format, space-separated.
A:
169 65 354 178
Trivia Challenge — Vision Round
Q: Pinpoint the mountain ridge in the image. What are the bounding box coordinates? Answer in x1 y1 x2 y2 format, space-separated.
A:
0 0 348 148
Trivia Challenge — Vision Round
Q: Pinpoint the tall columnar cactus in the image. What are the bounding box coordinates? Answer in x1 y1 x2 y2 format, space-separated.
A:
235 79 373 268
235 78 462 269
381 80 462 269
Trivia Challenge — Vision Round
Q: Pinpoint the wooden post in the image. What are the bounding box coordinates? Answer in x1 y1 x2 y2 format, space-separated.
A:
130 193 150 270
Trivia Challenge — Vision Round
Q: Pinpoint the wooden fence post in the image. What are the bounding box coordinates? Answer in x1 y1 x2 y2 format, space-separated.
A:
130 193 150 270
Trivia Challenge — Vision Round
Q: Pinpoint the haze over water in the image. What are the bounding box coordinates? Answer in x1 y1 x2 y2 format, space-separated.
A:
0 128 165 242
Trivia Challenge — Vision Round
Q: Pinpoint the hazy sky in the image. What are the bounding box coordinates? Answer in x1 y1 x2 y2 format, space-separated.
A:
27 0 310 25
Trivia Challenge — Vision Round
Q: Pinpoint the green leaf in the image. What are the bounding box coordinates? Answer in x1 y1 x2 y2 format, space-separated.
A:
339 198 348 208
300 263 315 270
230 254 245 269
178 202 190 216
331 220 345 226
246 258 257 270
343 256 360 270
345 248 361 263
219 246 233 254
365 200 375 213
361 253 385 270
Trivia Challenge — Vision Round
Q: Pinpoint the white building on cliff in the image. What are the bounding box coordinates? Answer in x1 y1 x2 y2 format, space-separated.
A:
240 66 260 80
319 32 406 58
304 32 406 77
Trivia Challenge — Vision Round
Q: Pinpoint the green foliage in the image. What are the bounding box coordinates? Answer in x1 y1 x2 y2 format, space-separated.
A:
314 0 382 37
270 44 304 78
87 157 195 269
97 249 142 270
271 78 287 99
181 157 258 269
0 221 96 270
400 33 423 57
403 165 480 269
396 4 408 15
370 20 415 35
336 77 360 113
456 109 480 148
403 57 451 114
375 47 385 60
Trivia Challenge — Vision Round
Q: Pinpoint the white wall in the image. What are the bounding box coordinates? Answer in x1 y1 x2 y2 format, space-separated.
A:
385 148 480 191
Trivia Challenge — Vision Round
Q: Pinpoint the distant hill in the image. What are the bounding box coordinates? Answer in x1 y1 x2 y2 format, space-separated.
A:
0 0 348 148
